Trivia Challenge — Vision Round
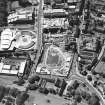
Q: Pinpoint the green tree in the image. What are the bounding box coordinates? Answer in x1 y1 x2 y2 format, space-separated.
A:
88 93 100 105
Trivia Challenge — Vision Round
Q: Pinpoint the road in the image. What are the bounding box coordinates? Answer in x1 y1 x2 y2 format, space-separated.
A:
67 50 105 105
69 74 105 105
92 44 105 71
31 0 43 75
29 1 105 104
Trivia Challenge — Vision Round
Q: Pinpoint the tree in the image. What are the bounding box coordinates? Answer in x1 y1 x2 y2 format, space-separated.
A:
75 95 82 103
72 80 80 89
74 90 82 103
0 0 7 26
96 39 102 54
81 91 91 101
81 70 88 76
87 75 92 81
28 75 40 84
19 0 32 7
53 0 62 3
101 57 105 62
44 0 51 5
86 65 92 71
85 92 91 101
88 93 100 105
67 85 73 92
70 89 75 97
0 86 5 101
81 91 86 99
74 26 80 38
91 70 98 75
91 57 98 67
